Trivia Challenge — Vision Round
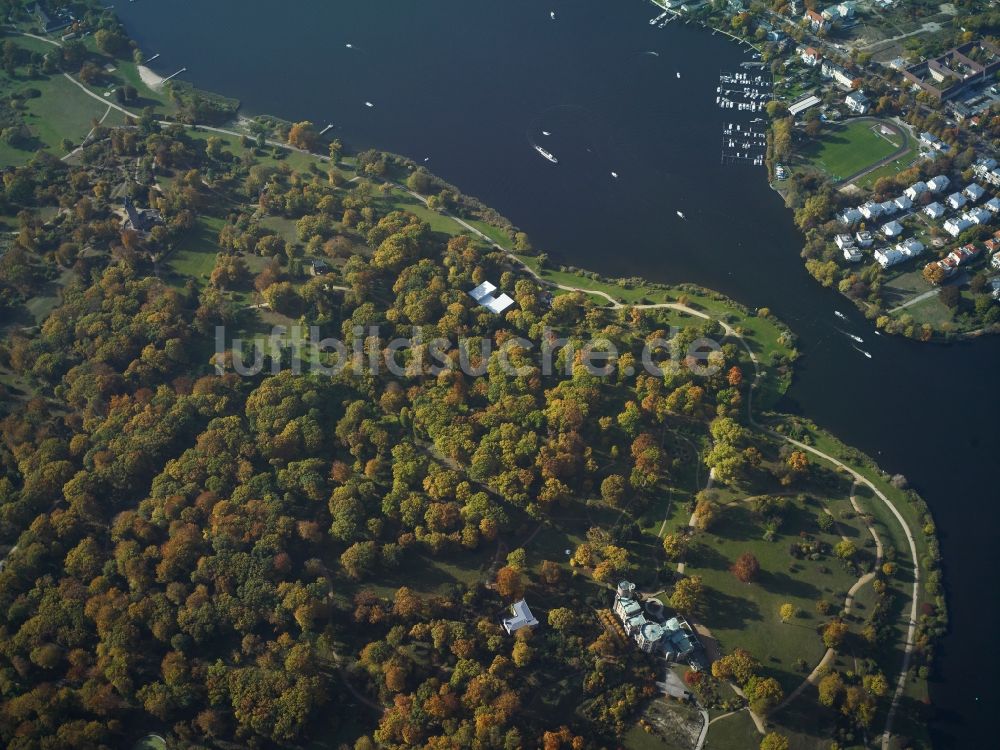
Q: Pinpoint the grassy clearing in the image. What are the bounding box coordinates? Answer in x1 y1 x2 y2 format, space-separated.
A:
703 709 760 750
0 68 110 166
683 489 864 695
800 120 900 182
163 215 226 287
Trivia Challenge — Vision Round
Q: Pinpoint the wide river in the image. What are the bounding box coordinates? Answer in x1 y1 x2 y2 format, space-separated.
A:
112 0 997 744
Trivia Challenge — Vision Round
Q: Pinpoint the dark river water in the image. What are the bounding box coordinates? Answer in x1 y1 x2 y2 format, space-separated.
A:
111 1 997 745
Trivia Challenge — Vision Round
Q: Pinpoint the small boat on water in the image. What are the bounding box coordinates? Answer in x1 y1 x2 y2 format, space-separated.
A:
834 311 847 320
345 43 353 49
534 145 558 164
550 11 556 20
611 171 618 178
676 71 681 79
365 101 374 108
542 130 551 136
676 210 686 220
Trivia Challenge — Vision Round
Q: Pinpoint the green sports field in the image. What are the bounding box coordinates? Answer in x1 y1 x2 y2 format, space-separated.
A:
800 119 902 182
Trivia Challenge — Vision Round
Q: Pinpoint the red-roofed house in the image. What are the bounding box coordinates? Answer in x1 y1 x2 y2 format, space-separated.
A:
804 9 831 33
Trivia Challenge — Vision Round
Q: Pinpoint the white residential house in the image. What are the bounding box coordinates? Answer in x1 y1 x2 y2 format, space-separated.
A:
845 90 869 114
920 132 941 149
992 254 1000 270
843 245 863 262
894 195 913 211
835 234 855 250
947 192 968 211
901 238 924 257
927 175 950 193
964 183 987 203
944 216 974 237
880 200 899 216
800 46 822 66
874 247 904 268
986 197 1000 214
804 9 831 32
988 169 1000 188
904 181 928 201
502 600 539 634
967 207 992 225
881 220 904 238
924 202 946 220
860 201 884 220
839 207 863 225
974 157 998 178
855 230 874 247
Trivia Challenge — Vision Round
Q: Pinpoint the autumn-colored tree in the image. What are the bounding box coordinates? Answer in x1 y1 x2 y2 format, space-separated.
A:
711 648 760 686
759 732 790 750
746 675 784 714
512 641 533 667
835 539 857 560
731 551 760 583
692 496 718 531
662 531 688 561
495 566 525 601
779 603 796 623
670 575 704 615
287 121 319 152
600 473 628 508
823 620 849 649
547 607 575 632
540 560 562 586
818 672 845 707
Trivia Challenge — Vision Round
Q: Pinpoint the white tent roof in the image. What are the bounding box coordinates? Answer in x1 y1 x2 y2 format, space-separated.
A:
469 281 497 301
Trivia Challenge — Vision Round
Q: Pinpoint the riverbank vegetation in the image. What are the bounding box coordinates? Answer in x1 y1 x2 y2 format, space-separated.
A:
0 2 946 749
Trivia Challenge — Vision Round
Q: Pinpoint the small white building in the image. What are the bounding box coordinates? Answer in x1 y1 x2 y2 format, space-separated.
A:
845 90 869 114
881 220 904 238
947 192 968 211
927 175 951 193
879 200 899 216
974 157 998 177
985 197 1000 214
904 181 928 201
944 216 974 237
469 281 515 314
502 599 539 634
843 245 863 262
874 246 904 268
860 201 884 220
839 207 863 225
964 183 987 203
967 207 992 225
894 195 913 211
855 230 874 247
835 234 855 250
924 202 946 220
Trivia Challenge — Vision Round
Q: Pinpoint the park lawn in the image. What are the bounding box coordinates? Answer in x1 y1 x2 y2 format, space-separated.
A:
383 188 463 235
800 120 900 182
25 75 111 147
164 215 227 286
682 492 867 695
703 708 759 750
890 292 952 326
